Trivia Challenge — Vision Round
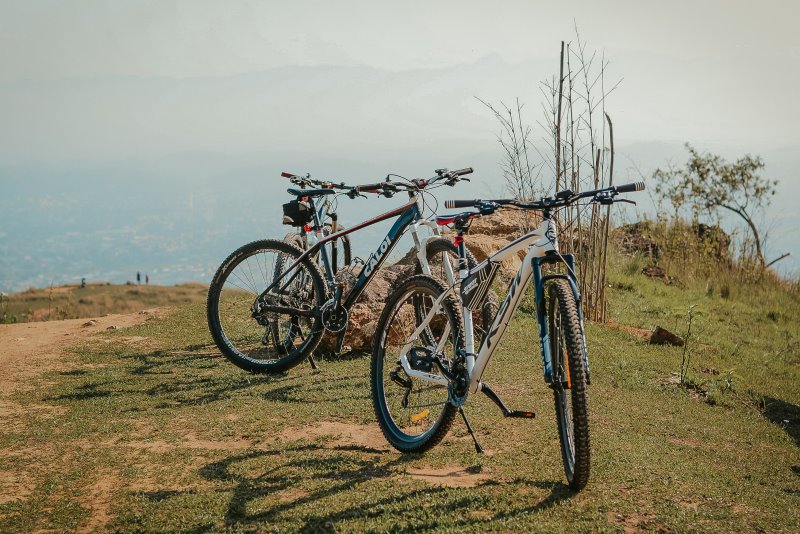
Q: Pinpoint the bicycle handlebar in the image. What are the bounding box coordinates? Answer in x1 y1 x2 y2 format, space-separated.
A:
355 182 387 193
614 182 645 194
281 166 473 198
445 181 646 211
445 198 513 209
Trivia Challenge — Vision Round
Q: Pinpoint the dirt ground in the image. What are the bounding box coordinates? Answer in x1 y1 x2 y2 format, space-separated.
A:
0 310 160 400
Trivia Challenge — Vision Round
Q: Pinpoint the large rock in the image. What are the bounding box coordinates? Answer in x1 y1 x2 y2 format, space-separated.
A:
615 222 660 260
460 209 531 279
649 326 685 346
469 209 532 240
320 209 533 353
318 263 414 354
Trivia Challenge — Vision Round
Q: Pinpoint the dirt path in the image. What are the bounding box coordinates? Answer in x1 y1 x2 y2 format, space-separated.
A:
0 310 160 399
0 309 161 527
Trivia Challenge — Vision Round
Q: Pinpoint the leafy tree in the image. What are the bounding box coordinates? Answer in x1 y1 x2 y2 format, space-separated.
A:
654 144 777 267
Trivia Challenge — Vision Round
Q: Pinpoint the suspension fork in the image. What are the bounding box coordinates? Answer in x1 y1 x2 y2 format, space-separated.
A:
531 253 589 384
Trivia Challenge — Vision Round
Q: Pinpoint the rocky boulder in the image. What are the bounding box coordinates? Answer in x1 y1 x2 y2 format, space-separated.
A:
649 326 685 347
615 222 660 260
455 209 532 279
317 263 414 354
319 209 532 354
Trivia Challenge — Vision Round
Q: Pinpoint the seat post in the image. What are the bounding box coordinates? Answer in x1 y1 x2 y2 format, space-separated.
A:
453 220 470 273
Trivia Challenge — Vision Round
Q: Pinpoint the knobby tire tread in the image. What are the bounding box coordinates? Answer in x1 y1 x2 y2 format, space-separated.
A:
207 238 326 374
371 274 464 453
550 279 591 491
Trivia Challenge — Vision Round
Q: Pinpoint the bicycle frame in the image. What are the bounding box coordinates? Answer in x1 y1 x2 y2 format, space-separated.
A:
398 212 589 395
259 191 453 351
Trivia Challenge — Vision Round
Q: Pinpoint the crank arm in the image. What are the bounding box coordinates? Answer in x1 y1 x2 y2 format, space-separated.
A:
256 305 318 318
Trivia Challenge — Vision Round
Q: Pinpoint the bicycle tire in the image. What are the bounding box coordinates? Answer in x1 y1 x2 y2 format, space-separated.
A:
273 233 311 357
548 278 590 491
323 224 352 274
283 228 350 277
207 239 326 373
416 237 498 344
281 232 304 250
371 274 464 452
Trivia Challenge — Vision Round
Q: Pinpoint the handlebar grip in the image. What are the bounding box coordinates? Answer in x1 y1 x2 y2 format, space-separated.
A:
452 167 474 176
356 182 385 192
281 172 296 179
444 199 479 209
615 182 645 193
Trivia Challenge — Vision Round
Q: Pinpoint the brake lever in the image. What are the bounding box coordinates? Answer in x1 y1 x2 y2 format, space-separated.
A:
616 198 637 205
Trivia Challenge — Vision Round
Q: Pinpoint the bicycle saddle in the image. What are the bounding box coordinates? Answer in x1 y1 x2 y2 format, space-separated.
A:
435 211 479 226
286 187 336 197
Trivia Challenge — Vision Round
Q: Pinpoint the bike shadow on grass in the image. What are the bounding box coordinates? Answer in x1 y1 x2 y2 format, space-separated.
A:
259 372 370 405
760 395 800 450
46 343 313 408
134 443 573 532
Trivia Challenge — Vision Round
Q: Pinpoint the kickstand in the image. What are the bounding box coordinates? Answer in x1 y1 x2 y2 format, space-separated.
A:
459 407 484 454
307 353 319 370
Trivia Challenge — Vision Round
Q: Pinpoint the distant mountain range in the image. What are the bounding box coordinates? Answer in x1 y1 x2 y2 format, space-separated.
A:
1 59 797 291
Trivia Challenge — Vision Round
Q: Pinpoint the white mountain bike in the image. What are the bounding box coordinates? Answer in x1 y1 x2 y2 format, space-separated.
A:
369 181 645 491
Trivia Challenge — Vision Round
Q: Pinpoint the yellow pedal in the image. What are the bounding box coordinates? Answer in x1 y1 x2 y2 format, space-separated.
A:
410 409 430 424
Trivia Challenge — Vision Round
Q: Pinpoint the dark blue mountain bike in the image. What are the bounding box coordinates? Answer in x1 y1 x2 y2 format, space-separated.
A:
206 168 479 373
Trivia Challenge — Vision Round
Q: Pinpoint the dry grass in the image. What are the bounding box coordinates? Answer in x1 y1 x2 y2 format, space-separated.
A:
0 283 208 323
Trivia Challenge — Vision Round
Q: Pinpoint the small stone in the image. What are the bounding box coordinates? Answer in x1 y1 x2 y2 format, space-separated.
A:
642 265 669 282
106 325 118 331
650 326 684 346
82 320 98 327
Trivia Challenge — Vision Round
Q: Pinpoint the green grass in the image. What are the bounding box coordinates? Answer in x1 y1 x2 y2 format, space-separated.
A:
1 256 798 532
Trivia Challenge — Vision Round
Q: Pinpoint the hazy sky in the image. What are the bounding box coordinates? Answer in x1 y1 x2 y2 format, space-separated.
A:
2 1 797 78
1 0 798 157
1 1 799 285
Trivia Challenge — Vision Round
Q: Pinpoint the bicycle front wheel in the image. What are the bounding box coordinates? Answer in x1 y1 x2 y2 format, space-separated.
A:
207 239 326 373
548 279 590 490
371 275 463 452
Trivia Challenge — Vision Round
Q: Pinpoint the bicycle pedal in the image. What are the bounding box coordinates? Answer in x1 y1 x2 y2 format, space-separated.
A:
335 345 352 356
507 410 536 419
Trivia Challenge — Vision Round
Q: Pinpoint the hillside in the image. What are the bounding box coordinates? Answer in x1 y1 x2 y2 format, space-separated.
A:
0 282 208 324
0 242 798 531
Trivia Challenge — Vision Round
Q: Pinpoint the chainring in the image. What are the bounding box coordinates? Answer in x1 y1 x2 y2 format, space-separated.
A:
320 300 349 332
447 351 470 407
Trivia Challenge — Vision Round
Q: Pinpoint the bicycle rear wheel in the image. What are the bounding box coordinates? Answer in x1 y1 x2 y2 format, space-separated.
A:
548 279 590 491
323 224 352 274
371 275 463 452
415 237 497 344
207 239 326 373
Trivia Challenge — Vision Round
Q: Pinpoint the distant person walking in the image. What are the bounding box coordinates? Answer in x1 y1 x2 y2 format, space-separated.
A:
145 274 149 285
137 271 141 285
